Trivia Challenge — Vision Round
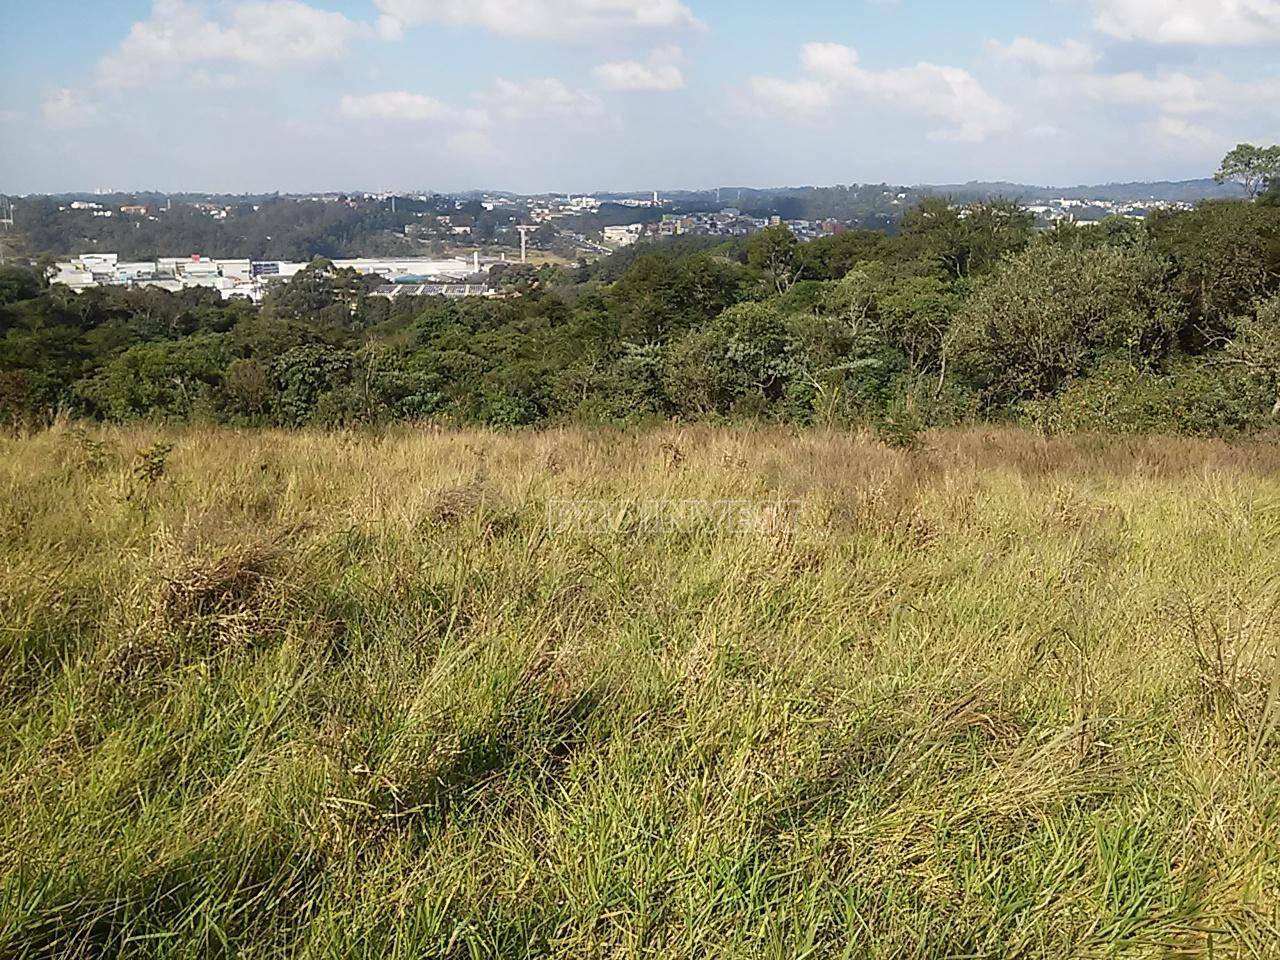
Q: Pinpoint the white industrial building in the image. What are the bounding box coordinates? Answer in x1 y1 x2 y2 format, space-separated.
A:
602 224 644 247
51 254 497 301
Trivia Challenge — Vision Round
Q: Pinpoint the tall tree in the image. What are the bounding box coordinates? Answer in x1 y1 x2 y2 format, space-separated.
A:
1215 144 1280 199
747 225 802 294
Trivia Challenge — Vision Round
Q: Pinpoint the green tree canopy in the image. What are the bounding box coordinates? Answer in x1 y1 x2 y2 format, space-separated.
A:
746 225 802 294
900 198 1034 279
953 237 1182 405
0 264 42 306
1223 295 1280 417
1215 143 1280 199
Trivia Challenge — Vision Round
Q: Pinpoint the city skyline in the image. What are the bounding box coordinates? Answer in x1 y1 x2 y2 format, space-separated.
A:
2 0 1278 194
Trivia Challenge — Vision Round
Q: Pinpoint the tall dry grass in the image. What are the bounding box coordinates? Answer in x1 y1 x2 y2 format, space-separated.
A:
1 422 1278 958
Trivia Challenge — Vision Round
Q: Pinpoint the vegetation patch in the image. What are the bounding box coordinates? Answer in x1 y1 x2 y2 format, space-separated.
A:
1 424 1278 957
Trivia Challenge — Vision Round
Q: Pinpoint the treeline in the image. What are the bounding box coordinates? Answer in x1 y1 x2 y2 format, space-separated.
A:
11 196 526 261
2 194 1279 437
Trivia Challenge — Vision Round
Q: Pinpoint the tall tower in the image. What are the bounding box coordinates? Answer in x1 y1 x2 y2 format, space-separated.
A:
516 225 535 264
0 197 13 265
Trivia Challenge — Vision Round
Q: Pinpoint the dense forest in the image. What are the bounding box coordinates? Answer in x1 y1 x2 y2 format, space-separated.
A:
3 185 1279 438
8 195 510 261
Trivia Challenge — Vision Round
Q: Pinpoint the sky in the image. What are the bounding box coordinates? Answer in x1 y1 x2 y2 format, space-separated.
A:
1 0 1278 194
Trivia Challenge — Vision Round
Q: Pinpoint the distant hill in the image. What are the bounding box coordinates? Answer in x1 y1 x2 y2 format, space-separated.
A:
16 179 1245 207
5 178 1248 260
917 179 1245 203
603 179 1245 206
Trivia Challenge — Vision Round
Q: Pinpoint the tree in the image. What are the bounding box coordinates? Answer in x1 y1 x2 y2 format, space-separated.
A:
222 358 271 417
0 265 41 306
1223 296 1280 417
953 238 1182 405
608 254 742 340
1215 143 1280 199
877 274 960 379
747 225 802 294
900 198 1033 280
271 343 354 425
1149 200 1280 337
263 259 364 326
75 335 231 420
662 302 795 417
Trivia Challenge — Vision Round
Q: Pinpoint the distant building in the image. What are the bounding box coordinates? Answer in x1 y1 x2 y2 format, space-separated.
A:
603 224 644 247
50 253 502 301
373 283 494 299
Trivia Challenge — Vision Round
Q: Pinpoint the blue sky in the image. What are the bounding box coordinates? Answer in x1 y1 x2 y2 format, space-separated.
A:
1 0 1278 193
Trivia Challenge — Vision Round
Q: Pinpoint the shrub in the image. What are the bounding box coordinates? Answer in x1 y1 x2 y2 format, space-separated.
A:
953 238 1182 406
75 335 231 421
1035 358 1274 436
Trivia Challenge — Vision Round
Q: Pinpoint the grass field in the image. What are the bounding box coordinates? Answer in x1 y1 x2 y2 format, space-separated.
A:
2 423 1279 958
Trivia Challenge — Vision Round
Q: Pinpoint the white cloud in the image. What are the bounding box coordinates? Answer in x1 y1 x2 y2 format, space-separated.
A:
42 88 96 128
747 77 833 114
339 76 605 135
593 46 685 91
1073 70 1216 113
475 77 606 121
446 128 498 158
988 37 1099 72
375 14 405 41
799 41 861 83
985 28 1280 133
875 64 1016 142
1001 38 1280 155
338 91 487 126
97 0 367 88
1090 0 1280 45
1149 115 1215 141
372 0 702 40
747 42 1014 143
1044 67 1280 122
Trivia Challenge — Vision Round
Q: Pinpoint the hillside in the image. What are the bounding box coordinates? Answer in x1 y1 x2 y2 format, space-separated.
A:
3 424 1279 957
1 179 1245 262
918 178 1245 203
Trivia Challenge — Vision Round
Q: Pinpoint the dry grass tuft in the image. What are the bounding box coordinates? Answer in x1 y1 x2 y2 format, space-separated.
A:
429 480 489 527
160 541 280 625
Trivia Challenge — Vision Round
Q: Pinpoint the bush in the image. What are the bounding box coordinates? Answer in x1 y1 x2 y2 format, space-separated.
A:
271 344 354 426
75 336 231 421
1033 359 1274 436
954 238 1182 406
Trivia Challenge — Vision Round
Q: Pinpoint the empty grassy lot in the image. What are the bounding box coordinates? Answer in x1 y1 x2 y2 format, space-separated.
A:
2 423 1279 958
